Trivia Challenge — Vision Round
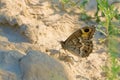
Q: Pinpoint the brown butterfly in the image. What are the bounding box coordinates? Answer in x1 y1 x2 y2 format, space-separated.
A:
60 25 95 58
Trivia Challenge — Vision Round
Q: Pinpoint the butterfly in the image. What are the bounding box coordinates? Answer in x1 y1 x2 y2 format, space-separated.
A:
60 25 96 58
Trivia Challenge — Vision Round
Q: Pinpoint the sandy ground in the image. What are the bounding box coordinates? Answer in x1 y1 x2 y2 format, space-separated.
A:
0 0 120 80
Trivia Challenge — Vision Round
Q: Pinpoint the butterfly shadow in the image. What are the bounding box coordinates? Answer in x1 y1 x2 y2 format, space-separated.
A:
48 48 79 64
47 49 60 56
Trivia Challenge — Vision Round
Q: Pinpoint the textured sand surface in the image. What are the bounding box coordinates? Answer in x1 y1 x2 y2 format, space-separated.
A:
0 0 120 80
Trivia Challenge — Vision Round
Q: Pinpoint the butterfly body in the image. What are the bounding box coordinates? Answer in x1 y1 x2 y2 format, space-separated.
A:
60 26 95 58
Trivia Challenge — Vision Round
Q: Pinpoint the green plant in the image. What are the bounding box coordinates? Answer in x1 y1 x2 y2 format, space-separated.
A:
60 0 79 10
102 36 120 80
96 0 120 80
60 0 89 12
96 0 119 34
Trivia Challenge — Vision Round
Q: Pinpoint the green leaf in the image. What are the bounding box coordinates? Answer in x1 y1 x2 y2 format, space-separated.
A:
61 0 70 4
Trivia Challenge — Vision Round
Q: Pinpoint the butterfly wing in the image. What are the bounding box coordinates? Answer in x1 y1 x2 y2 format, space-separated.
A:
60 29 83 56
60 26 95 57
80 40 93 57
